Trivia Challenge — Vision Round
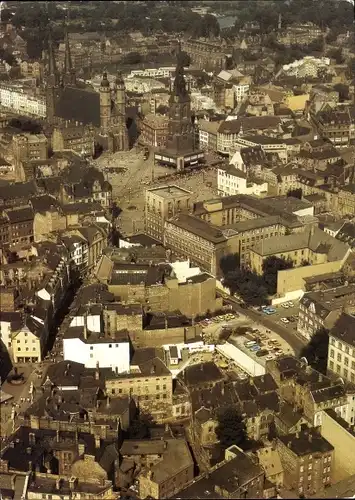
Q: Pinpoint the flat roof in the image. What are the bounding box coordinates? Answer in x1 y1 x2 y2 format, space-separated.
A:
147 185 192 198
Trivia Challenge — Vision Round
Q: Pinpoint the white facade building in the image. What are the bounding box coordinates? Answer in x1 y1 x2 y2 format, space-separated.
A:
64 312 130 373
63 335 130 374
218 161 268 197
0 83 46 117
280 56 331 79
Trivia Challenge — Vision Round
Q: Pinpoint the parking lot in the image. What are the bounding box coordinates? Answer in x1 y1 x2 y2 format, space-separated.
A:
200 311 295 360
259 301 300 329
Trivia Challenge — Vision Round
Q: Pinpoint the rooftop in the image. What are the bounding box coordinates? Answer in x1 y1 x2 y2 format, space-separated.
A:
173 446 263 498
166 213 227 244
140 439 193 485
250 226 349 262
278 428 334 456
147 185 192 199
329 312 355 348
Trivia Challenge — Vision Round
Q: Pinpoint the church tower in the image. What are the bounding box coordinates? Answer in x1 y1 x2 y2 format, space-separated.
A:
46 26 59 125
99 72 111 134
62 27 76 86
112 71 129 151
165 46 195 156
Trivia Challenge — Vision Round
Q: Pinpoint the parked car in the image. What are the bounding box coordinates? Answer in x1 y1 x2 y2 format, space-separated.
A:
256 349 269 357
280 317 289 324
287 301 294 307
282 303 289 309
250 345 261 352
265 355 274 361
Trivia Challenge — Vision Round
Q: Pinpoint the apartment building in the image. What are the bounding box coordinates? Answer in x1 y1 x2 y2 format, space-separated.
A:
313 105 355 148
328 313 355 384
140 113 169 148
277 427 334 497
105 357 173 420
197 119 221 152
298 285 355 340
217 163 268 197
52 123 95 157
164 213 228 276
138 439 194 499
63 324 130 374
12 133 48 168
144 185 192 242
12 317 44 363
0 83 46 117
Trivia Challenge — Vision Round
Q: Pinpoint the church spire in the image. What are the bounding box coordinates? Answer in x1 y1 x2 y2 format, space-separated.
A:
172 41 188 97
63 5 76 85
47 24 59 87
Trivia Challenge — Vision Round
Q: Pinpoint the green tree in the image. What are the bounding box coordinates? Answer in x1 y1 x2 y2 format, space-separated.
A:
299 327 329 374
216 406 246 448
223 268 268 307
262 256 294 295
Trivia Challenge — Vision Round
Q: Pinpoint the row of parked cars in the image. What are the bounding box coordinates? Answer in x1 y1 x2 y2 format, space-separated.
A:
200 313 238 327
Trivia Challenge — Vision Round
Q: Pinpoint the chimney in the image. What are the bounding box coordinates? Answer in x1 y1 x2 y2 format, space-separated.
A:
56 430 60 443
11 475 16 490
287 441 292 449
106 396 110 408
296 432 300 439
28 461 33 472
318 373 323 382
56 478 62 490
165 315 168 330
95 362 100 380
26 447 32 455
308 433 313 443
163 440 168 450
95 435 101 449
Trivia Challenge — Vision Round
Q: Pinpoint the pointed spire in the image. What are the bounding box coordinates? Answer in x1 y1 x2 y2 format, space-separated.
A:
100 71 110 89
115 69 124 87
47 19 58 87
63 28 72 76
173 40 187 97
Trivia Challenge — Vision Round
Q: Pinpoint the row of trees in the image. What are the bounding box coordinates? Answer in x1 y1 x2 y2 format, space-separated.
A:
232 0 354 35
220 254 294 306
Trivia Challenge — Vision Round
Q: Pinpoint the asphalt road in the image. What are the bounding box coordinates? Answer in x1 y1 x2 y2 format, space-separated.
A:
222 296 307 355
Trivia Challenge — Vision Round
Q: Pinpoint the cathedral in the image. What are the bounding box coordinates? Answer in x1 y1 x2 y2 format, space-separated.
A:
45 27 130 153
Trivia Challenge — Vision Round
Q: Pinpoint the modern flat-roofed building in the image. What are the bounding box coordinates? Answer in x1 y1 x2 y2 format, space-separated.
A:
144 185 192 242
164 213 228 276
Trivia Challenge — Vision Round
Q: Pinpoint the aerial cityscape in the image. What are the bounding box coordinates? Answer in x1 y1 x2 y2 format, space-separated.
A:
0 0 354 498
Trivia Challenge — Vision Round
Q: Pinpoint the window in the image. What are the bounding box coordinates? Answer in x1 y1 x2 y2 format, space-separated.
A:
329 361 334 370
109 344 112 348
345 357 349 366
330 349 334 358
337 353 342 362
